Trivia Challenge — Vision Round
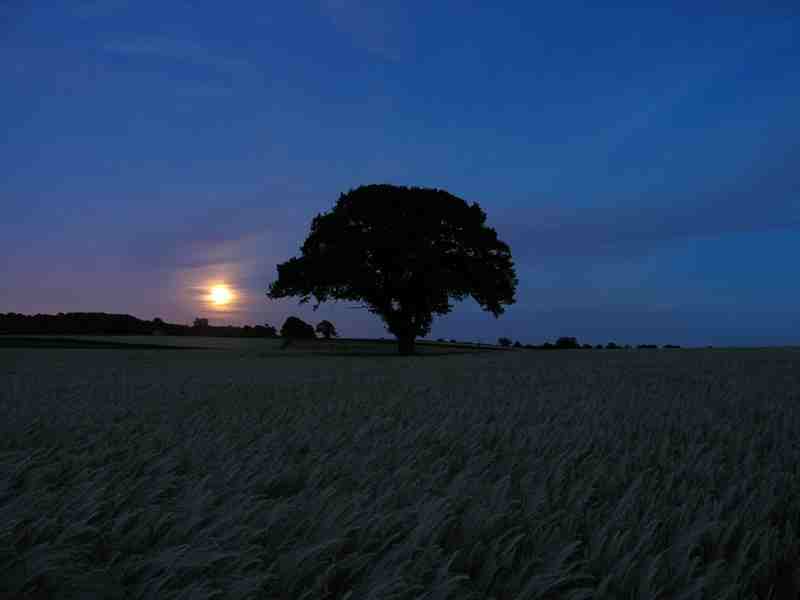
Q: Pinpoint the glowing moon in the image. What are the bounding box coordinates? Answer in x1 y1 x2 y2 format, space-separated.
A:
210 285 233 306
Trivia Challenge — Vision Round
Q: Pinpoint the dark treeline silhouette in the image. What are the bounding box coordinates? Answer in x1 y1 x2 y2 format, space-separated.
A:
1 313 685 349
0 312 280 338
499 337 681 350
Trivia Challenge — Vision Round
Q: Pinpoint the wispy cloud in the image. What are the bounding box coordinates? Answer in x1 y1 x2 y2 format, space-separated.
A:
320 0 417 62
71 0 132 20
495 135 800 264
103 36 252 75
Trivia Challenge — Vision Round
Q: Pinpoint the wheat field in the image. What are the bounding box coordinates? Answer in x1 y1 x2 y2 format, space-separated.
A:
2 338 800 599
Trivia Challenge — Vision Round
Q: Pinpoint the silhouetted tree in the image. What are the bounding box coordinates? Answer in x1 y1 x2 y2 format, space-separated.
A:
542 342 554 349
437 338 446 342
266 184 517 355
595 344 603 349
450 338 458 343
315 320 338 339
513 340 522 348
582 344 592 349
555 336 579 349
498 337 512 347
664 344 681 349
606 342 619 349
638 344 658 349
280 316 316 340
193 318 209 328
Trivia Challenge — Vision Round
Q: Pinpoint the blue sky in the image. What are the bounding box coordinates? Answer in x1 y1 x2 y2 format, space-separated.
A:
2 1 798 347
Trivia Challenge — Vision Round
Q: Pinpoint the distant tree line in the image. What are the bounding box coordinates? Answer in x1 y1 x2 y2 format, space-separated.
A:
431 336 682 349
492 336 680 349
1 313 685 349
0 312 341 341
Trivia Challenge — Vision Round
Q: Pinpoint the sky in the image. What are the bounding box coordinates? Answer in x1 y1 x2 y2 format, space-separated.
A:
2 1 798 348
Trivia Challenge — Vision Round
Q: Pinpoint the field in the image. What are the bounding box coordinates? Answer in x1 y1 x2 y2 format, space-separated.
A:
2 337 800 599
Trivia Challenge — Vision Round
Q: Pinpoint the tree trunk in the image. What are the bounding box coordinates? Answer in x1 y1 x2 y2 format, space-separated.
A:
397 332 416 355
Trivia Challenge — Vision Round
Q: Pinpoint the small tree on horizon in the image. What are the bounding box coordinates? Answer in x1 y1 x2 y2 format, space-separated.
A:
498 337 512 347
315 320 338 339
280 316 316 340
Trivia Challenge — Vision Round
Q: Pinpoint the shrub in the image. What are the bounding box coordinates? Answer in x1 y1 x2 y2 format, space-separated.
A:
498 337 512 347
280 316 316 340
555 336 580 349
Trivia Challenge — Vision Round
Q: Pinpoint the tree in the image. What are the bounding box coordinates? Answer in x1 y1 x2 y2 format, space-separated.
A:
513 340 522 348
498 337 512 347
266 184 518 355
555 336 579 349
280 316 316 340
194 318 209 328
315 320 338 339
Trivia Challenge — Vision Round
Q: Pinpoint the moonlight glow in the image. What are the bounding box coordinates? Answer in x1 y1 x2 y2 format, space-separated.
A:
209 285 233 306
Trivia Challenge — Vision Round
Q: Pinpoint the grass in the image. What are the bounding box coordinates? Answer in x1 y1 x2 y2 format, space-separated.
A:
2 340 800 598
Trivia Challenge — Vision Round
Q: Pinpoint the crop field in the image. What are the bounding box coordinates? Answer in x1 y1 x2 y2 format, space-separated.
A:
2 338 800 599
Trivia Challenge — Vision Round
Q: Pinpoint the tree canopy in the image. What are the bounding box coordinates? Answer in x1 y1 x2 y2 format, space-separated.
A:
266 184 518 355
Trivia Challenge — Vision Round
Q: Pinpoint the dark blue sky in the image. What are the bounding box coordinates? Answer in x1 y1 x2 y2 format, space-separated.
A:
2 1 798 347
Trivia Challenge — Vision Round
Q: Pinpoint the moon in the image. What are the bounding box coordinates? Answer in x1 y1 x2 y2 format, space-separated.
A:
210 285 233 306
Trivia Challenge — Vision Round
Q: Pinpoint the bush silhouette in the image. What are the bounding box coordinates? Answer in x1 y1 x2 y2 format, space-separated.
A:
498 337 512 347
555 336 579 349
315 320 338 339
280 316 316 340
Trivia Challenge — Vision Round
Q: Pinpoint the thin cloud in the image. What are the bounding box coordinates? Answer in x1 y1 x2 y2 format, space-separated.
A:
71 0 132 20
320 0 417 62
103 37 252 75
495 133 800 263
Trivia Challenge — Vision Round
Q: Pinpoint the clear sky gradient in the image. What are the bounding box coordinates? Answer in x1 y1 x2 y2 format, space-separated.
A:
2 1 798 347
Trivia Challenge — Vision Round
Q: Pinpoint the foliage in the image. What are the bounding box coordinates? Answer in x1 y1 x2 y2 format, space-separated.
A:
498 337 512 347
280 316 316 339
555 336 580 349
266 184 518 355
315 320 339 339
